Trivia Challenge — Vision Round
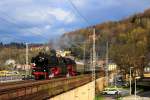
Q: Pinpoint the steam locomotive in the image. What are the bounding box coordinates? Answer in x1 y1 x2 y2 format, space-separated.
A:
31 50 76 80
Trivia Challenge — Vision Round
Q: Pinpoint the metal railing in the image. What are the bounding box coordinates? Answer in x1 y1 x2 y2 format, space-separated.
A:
0 75 22 83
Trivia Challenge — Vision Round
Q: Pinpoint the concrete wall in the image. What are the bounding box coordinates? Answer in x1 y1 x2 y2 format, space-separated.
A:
50 77 105 100
96 77 106 92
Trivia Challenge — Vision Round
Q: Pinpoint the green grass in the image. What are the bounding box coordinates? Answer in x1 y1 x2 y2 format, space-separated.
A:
116 98 122 100
95 94 104 100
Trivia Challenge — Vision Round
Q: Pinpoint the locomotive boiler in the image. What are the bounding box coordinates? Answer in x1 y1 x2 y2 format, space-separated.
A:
31 50 76 80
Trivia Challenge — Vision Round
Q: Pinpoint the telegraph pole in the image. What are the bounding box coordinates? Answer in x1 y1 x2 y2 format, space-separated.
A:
92 27 96 100
26 43 29 77
83 41 86 72
130 67 132 95
106 41 109 86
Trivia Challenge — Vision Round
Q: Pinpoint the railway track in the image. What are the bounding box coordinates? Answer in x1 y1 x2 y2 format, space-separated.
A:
0 80 35 87
0 72 104 100
0 75 68 87
0 74 93 100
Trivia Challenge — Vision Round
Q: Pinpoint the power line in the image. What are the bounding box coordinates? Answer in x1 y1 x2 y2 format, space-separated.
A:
0 31 27 43
67 1 96 99
0 10 50 41
66 0 91 26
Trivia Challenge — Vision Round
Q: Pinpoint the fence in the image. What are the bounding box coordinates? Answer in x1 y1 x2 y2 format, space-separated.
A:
0 75 22 83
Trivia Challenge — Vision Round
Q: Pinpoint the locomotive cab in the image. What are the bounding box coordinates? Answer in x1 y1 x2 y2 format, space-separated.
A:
31 51 77 80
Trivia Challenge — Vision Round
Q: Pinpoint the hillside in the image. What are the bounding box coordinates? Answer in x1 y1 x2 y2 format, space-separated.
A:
59 8 150 76
61 8 150 39
59 8 150 55
0 43 48 69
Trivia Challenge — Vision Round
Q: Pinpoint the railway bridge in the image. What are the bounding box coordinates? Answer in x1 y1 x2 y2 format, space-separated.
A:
0 73 106 100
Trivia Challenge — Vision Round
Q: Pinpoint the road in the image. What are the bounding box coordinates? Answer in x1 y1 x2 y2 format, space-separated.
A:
102 95 116 100
120 91 150 100
138 90 150 98
97 88 129 100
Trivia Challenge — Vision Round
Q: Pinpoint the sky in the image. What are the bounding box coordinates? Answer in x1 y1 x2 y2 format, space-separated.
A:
0 0 150 43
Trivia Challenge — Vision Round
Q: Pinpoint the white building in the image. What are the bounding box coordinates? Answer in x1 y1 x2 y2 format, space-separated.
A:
5 59 15 66
108 63 117 71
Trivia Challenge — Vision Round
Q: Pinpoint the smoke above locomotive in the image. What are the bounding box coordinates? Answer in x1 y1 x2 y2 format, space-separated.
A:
31 49 76 80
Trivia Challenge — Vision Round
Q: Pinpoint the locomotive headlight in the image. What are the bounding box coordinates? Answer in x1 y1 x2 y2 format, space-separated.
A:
33 70 35 72
32 63 36 67
44 70 46 72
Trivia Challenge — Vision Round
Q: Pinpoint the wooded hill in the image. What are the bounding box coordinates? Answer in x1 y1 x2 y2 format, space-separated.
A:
0 43 45 70
59 8 150 77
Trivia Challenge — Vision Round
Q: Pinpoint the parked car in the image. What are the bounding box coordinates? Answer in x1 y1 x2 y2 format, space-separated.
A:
102 88 121 95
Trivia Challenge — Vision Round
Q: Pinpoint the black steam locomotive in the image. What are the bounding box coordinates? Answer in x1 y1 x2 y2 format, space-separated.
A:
31 50 76 80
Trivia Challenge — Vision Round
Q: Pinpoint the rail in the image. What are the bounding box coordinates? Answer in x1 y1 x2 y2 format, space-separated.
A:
0 74 94 100
0 76 22 83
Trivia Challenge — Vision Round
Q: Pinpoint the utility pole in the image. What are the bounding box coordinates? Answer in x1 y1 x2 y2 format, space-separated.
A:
130 68 131 95
129 67 133 95
135 78 136 100
92 27 96 100
83 41 86 72
105 41 109 86
26 43 29 77
134 76 140 100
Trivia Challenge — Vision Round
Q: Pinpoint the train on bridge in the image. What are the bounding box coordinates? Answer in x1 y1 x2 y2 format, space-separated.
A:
31 50 77 80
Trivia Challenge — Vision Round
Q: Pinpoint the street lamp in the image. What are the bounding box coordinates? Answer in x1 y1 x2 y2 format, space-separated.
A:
129 67 133 95
135 76 140 100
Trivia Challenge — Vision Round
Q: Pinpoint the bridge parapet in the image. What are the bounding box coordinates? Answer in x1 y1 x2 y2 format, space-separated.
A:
0 74 94 100
50 76 105 100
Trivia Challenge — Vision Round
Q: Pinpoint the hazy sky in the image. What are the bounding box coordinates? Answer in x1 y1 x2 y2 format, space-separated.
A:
0 0 150 43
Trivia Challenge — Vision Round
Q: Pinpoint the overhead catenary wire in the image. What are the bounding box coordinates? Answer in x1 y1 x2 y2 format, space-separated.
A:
0 10 50 42
66 1 96 100
66 0 91 26
0 32 27 43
